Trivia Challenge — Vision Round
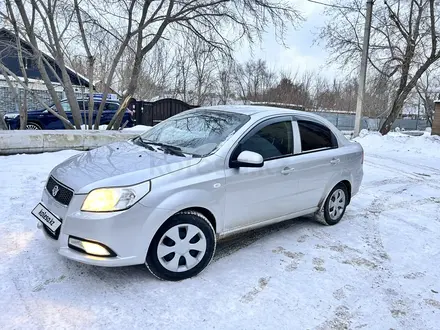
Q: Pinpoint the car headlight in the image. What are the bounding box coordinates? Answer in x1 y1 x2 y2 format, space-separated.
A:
81 181 151 212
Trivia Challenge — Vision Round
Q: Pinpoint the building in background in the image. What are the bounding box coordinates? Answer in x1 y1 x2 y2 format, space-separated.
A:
0 28 90 114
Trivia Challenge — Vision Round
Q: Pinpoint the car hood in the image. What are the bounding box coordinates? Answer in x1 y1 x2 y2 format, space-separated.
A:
4 109 43 119
51 141 202 194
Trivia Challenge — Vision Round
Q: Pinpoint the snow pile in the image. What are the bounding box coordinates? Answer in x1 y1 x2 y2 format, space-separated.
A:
123 125 152 133
80 124 108 130
79 124 152 133
355 130 440 158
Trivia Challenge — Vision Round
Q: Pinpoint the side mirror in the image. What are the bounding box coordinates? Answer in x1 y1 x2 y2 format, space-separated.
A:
231 150 264 168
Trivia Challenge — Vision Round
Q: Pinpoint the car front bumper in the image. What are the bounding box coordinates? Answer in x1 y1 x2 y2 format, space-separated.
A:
38 187 172 267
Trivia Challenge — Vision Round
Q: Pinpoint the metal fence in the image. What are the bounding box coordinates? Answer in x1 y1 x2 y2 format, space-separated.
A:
314 112 430 132
130 98 198 126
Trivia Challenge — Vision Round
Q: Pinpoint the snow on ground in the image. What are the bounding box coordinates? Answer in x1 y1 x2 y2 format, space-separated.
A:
1 133 440 329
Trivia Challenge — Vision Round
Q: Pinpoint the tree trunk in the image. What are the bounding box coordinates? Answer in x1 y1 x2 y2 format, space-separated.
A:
108 50 143 130
0 113 7 130
379 95 406 134
94 40 130 129
380 56 437 134
107 95 132 130
19 91 27 130
87 57 94 129
14 0 71 128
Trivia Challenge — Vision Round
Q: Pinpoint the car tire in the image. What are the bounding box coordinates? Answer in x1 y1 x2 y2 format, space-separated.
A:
26 122 42 130
145 211 216 281
315 183 349 226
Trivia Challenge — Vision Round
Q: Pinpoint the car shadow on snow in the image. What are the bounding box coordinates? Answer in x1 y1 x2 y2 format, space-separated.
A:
59 216 320 283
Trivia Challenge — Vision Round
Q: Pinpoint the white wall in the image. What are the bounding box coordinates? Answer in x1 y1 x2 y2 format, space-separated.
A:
0 130 139 155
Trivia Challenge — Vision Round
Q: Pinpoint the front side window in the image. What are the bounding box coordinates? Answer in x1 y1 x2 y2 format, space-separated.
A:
138 110 250 156
298 120 337 152
233 120 293 161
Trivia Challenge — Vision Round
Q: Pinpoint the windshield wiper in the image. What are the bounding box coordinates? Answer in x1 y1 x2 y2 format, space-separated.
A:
133 136 155 151
141 140 186 157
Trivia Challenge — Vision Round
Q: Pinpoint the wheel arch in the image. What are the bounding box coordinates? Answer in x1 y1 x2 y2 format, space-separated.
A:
142 205 218 261
179 207 217 233
318 177 353 212
26 120 43 129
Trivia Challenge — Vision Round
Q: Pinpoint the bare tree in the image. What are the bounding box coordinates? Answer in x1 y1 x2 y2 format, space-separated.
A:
2 0 74 128
5 0 28 129
416 68 439 126
217 56 236 104
319 0 440 134
108 0 303 129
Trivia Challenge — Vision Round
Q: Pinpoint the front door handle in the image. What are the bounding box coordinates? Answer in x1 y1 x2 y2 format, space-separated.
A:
281 167 295 175
330 158 340 165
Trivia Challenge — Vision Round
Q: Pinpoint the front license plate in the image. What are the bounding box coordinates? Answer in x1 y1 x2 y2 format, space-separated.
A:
32 203 61 232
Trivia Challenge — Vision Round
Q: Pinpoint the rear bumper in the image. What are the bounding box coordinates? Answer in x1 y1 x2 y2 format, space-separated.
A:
351 165 363 197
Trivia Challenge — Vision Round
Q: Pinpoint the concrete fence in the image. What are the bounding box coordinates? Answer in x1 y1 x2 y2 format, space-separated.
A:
0 130 142 155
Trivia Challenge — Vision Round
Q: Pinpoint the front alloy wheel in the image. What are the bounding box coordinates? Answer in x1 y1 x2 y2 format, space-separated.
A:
26 123 42 130
146 211 216 281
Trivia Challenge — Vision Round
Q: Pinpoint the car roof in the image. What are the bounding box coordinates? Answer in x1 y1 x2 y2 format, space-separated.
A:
197 105 333 123
201 105 303 116
198 105 350 146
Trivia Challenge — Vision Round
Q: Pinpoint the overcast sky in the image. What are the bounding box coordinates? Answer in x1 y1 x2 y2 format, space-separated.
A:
236 0 341 79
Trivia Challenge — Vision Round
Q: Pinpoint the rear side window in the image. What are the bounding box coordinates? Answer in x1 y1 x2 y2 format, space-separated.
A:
298 120 337 152
233 120 293 161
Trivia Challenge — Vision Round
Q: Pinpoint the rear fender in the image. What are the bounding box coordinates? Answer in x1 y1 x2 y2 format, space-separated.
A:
317 170 353 213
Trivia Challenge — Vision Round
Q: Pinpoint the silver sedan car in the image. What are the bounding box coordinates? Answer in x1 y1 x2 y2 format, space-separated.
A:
32 105 363 281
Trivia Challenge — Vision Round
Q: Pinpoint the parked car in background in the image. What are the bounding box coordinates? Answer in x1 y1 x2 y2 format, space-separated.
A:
32 105 363 281
3 97 134 129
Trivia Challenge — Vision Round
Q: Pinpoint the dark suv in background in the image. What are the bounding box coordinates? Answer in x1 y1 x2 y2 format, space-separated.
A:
4 97 134 129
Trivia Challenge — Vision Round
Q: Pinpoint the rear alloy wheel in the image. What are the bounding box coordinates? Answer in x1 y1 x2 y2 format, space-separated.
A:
26 123 42 130
317 183 349 226
146 211 216 281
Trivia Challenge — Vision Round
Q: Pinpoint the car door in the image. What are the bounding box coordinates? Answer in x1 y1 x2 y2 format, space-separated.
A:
102 102 119 125
290 119 342 211
224 116 300 231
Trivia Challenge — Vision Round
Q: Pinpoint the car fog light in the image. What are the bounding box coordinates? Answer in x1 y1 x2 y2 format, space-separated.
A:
68 237 115 257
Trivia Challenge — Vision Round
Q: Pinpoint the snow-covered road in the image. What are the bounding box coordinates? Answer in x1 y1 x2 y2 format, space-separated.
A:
1 133 439 329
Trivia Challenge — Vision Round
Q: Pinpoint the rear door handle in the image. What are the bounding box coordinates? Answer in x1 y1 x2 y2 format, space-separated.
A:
330 158 340 165
281 167 295 175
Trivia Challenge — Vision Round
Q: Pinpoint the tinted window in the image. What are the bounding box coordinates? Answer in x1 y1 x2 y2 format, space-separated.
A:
234 121 293 160
298 120 336 152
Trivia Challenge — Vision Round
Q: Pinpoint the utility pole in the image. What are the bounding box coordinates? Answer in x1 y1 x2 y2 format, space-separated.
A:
353 0 374 137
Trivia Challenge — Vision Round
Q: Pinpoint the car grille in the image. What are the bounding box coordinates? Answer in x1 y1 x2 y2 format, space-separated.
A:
46 176 74 206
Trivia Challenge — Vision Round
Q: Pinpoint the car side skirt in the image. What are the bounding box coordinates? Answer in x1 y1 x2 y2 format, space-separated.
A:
217 207 318 240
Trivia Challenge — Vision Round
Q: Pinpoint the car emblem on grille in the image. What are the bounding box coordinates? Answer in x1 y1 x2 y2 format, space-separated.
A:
52 185 59 197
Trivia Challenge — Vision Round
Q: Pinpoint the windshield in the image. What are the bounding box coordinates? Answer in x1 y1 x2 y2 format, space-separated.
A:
138 109 250 156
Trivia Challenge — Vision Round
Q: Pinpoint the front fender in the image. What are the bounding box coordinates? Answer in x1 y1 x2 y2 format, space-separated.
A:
140 187 223 229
